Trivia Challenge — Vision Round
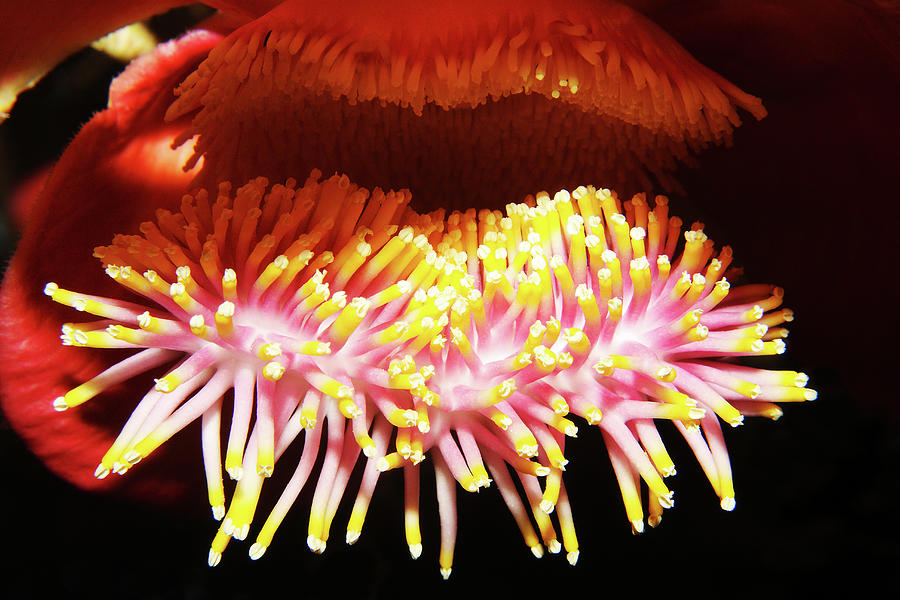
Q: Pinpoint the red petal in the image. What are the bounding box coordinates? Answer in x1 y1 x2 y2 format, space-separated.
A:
0 0 281 119
0 31 221 500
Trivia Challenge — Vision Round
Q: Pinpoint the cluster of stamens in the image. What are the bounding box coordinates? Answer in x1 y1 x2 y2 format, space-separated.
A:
45 170 813 578
165 1 766 200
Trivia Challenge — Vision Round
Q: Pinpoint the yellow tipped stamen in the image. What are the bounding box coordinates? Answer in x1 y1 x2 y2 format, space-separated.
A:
656 255 671 284
630 227 646 258
607 297 623 322
214 302 235 337
295 340 331 356
189 315 209 338
670 271 692 301
602 250 623 299
482 379 517 407
312 290 347 323
262 360 286 381
257 342 282 360
680 230 708 273
168 282 204 314
253 254 289 293
330 297 371 344
575 284 600 330
368 280 412 308
563 327 591 355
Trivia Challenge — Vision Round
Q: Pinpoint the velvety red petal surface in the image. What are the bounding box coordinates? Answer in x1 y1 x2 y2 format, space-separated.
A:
0 0 282 118
0 31 221 499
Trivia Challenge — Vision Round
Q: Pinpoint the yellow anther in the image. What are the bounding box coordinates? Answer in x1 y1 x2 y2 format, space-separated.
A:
354 430 377 457
369 280 412 308
550 414 579 437
655 366 677 382
671 272 692 300
511 352 533 370
485 407 512 430
607 297 623 322
257 342 282 360
556 352 574 369
484 379 517 405
584 407 603 425
575 284 600 328
262 360 286 381
514 433 540 458
523 321 547 353
168 281 202 313
296 341 331 355
758 340 787 355
450 327 473 356
550 395 569 415
593 356 615 376
677 309 703 333
687 324 709 342
338 396 362 418
154 373 181 393
214 301 235 337
313 290 347 322
189 315 208 338
630 226 646 258
376 452 405 472
253 254 289 292
331 297 371 344
532 345 557 371
222 269 237 300
544 316 561 346
602 250 623 298
683 273 707 306
657 255 671 283
563 328 591 355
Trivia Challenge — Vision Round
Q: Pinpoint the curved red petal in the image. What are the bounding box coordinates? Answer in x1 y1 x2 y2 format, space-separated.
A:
0 31 221 499
0 0 282 119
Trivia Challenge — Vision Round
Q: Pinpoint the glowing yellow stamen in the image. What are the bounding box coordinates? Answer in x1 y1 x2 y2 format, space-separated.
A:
564 328 591 355
295 341 331 356
253 254 289 293
214 302 235 337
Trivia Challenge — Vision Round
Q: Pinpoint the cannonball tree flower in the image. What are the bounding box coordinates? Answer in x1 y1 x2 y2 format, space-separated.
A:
0 0 839 583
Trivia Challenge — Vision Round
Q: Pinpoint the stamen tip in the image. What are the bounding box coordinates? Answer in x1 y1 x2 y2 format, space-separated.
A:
409 543 423 559
207 549 222 567
248 543 267 560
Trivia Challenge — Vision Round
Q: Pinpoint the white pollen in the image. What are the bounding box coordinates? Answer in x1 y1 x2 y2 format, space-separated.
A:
207 550 221 567
248 543 266 560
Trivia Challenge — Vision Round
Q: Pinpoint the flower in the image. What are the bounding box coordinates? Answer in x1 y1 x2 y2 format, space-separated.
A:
3 0 892 590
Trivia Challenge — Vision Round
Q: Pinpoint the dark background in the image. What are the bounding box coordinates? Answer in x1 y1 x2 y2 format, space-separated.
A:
1 2 897 598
